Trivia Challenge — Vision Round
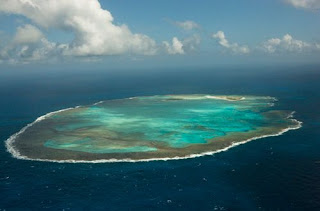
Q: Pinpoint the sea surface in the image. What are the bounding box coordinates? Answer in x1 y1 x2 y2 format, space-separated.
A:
1 66 320 210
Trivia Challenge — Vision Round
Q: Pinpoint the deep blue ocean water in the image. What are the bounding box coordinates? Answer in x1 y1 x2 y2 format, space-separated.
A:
1 66 320 210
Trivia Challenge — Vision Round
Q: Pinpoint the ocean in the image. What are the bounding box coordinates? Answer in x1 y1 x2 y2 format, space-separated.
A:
1 66 320 210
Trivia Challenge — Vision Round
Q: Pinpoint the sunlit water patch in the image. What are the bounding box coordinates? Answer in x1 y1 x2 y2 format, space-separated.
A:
6 95 301 162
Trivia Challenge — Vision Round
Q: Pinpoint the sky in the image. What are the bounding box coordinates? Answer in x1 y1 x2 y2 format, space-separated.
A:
0 0 320 71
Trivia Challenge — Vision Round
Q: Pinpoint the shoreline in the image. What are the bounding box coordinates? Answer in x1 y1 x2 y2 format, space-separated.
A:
5 95 302 164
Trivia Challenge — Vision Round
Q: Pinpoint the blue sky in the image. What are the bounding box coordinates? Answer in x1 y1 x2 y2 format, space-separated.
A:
0 0 319 70
104 0 319 40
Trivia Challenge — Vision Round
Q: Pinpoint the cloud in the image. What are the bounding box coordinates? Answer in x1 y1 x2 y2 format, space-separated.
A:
212 31 250 54
163 37 185 55
13 24 44 44
0 25 67 64
285 0 320 9
174 20 200 30
182 34 201 51
0 0 158 63
262 34 317 53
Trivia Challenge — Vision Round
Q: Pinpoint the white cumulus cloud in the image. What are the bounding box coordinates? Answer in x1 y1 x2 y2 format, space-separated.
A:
0 25 67 64
163 37 185 55
285 0 320 9
212 31 250 54
13 24 44 44
262 34 316 53
0 0 158 62
163 35 201 55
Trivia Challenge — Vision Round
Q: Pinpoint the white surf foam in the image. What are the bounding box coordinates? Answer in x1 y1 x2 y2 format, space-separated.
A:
5 107 77 161
93 101 104 105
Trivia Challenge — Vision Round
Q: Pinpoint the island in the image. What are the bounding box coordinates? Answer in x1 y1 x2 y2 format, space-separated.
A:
6 95 301 163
